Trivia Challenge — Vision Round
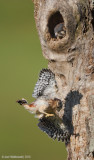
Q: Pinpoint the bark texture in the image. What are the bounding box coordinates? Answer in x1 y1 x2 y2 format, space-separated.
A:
32 0 94 159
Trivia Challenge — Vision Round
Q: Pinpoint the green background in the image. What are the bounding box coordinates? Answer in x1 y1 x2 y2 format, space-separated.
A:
0 0 67 159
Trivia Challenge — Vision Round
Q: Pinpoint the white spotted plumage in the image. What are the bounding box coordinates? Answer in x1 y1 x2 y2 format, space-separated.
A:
32 69 57 99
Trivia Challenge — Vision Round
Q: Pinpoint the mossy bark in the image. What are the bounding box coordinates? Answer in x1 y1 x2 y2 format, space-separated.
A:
32 0 94 159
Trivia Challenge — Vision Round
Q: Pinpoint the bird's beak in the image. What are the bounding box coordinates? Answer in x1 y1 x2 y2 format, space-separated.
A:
16 99 27 105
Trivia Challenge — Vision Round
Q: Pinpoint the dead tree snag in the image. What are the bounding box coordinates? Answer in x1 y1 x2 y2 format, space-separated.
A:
32 0 94 159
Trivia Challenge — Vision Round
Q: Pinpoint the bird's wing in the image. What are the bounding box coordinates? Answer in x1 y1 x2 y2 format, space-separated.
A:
32 69 55 98
38 117 70 144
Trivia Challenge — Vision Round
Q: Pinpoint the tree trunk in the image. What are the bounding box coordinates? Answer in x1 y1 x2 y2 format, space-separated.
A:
32 0 94 159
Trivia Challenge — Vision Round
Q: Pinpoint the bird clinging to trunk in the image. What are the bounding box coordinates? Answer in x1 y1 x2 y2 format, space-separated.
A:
17 69 70 144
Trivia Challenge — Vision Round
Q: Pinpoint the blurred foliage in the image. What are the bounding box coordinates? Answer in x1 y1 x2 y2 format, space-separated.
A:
0 0 67 159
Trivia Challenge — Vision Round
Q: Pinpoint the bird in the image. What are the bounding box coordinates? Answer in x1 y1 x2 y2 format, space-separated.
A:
54 22 66 39
17 97 62 119
17 68 70 143
17 69 62 119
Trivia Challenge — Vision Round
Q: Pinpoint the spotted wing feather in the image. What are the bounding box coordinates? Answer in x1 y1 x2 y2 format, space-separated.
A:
38 117 70 145
32 69 55 98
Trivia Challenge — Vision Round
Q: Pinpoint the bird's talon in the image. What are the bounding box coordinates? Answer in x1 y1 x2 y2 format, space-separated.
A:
45 114 54 118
